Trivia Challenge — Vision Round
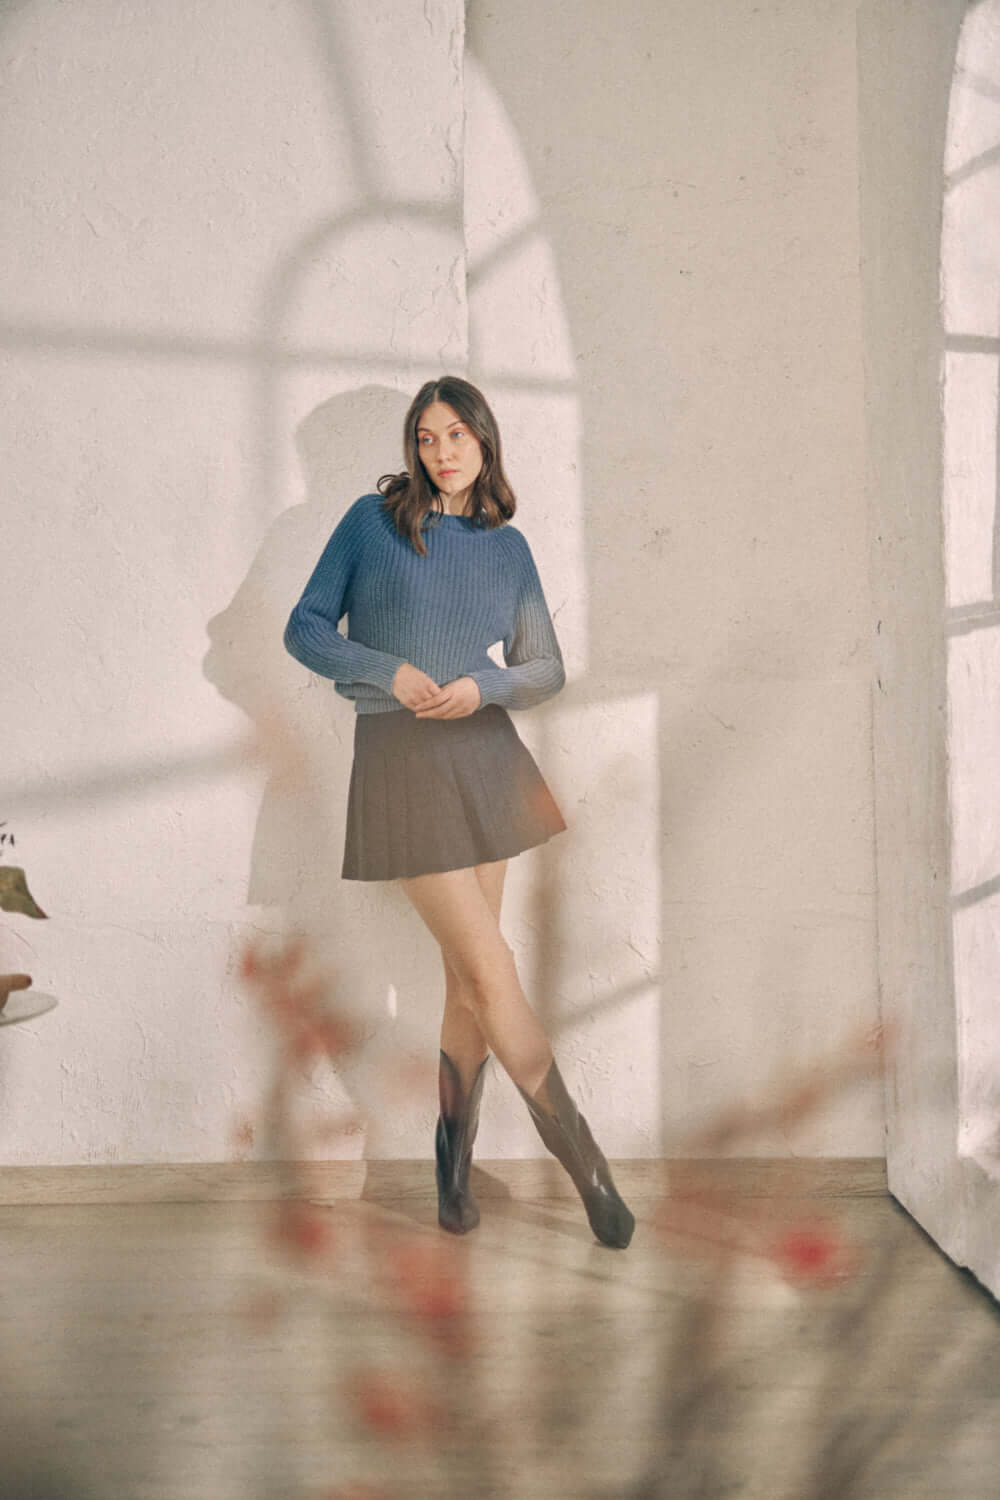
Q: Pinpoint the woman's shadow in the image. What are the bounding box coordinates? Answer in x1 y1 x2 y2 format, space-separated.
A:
203 384 444 1168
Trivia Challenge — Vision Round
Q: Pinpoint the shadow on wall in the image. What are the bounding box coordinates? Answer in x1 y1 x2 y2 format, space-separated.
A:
203 384 455 1157
0 0 877 1162
467 0 883 1149
204 384 407 916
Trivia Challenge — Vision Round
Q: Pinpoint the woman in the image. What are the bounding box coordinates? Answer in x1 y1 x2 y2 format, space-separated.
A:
284 377 634 1249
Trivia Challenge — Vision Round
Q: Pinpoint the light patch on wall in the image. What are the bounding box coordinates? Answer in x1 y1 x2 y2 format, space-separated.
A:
942 351 998 608
464 50 588 677
468 235 577 382
282 218 466 367
462 51 541 265
464 51 576 381
386 983 398 1019
462 44 656 1150
942 0 1000 1176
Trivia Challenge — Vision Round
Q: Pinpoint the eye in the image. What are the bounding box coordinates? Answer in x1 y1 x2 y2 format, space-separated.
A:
451 429 466 441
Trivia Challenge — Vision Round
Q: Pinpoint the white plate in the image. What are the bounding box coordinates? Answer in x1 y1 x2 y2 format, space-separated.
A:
0 991 59 1028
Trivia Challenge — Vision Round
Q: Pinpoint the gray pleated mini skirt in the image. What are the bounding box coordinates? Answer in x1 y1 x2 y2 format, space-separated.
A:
342 704 567 880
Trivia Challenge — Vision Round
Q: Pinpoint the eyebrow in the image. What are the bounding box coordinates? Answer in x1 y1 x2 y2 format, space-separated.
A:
416 420 467 433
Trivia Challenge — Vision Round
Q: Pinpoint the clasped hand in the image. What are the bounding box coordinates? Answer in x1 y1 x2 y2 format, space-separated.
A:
392 662 482 719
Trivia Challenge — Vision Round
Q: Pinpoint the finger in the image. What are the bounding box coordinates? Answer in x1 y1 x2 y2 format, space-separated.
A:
415 696 453 718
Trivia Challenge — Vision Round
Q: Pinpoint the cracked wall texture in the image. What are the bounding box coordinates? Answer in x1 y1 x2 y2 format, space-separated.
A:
1 0 883 1164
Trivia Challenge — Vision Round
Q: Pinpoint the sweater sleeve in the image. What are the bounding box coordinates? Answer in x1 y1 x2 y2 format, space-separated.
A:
283 499 407 695
470 534 566 712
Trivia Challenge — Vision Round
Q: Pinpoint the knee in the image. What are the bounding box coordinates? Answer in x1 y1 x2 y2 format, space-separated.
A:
449 942 517 1013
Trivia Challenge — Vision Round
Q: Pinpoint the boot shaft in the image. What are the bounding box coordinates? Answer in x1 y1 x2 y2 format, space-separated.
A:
517 1059 634 1250
436 1050 488 1236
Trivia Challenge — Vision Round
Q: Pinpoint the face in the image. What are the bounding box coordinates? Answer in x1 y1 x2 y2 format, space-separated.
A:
415 401 484 502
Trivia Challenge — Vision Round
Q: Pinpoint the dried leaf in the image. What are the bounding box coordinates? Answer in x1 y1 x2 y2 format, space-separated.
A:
0 866 47 918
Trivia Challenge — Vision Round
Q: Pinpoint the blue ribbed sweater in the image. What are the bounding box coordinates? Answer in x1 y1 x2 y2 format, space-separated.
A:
284 494 566 714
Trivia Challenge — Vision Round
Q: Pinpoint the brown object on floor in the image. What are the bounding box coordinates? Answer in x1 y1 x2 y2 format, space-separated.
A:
0 974 32 1012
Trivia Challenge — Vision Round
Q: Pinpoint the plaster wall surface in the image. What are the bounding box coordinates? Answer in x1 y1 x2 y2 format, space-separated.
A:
2 0 882 1164
470 0 882 1154
859 0 966 1230
942 4 1000 1189
1 0 470 1164
859 0 1000 1295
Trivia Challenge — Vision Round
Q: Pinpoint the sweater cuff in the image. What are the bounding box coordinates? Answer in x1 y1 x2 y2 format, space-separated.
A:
469 666 505 709
365 651 408 697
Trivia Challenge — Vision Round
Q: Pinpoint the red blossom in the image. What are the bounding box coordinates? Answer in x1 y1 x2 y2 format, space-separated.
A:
778 1081 826 1127
382 1240 470 1341
770 1225 856 1284
240 936 358 1065
271 1201 336 1261
349 1369 439 1441
319 1015 357 1055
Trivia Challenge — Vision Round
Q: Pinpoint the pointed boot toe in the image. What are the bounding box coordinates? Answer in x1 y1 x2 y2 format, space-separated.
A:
518 1061 635 1250
436 1171 482 1236
582 1181 635 1249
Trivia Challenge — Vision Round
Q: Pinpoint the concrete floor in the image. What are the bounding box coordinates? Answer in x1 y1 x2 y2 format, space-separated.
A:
0 1183 997 1499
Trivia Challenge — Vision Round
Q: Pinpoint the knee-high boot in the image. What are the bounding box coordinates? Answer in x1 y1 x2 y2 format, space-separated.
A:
518 1060 635 1249
436 1050 488 1235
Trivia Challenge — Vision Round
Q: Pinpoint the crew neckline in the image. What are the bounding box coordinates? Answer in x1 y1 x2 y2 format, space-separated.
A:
422 509 488 529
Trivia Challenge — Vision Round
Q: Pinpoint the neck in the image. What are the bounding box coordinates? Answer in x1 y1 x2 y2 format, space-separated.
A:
439 486 473 517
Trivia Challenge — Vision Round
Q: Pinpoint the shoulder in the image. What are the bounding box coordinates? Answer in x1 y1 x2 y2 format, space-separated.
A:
348 492 389 524
493 522 540 574
493 521 531 555
334 493 392 541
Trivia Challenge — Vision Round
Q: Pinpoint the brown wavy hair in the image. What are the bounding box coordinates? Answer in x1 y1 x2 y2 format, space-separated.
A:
378 376 517 556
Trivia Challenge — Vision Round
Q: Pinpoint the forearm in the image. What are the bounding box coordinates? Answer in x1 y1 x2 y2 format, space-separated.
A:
284 607 405 695
471 654 565 711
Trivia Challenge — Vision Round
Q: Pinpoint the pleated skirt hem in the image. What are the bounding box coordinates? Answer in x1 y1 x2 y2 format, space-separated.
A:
342 704 567 882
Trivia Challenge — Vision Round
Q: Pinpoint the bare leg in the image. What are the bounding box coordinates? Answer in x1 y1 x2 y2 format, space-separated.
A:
400 863 553 1099
438 858 504 1094
403 860 634 1248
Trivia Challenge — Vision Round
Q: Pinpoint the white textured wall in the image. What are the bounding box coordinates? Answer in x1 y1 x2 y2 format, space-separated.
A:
2 0 881 1165
859 0 965 1210
941 3 1000 1181
470 0 883 1154
860 0 1000 1295
1 0 470 1164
